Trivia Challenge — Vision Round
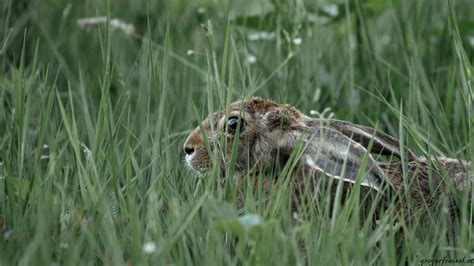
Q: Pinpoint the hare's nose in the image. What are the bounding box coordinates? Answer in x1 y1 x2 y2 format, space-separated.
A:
184 146 195 155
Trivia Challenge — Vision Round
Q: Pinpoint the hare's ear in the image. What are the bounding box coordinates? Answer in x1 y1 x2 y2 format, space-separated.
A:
263 105 302 130
301 126 390 192
319 119 416 160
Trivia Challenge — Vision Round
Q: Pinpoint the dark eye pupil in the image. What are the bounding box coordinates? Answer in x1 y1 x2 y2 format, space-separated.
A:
227 117 245 133
228 118 239 130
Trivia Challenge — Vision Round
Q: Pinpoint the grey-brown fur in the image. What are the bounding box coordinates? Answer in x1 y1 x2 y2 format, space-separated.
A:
183 97 471 218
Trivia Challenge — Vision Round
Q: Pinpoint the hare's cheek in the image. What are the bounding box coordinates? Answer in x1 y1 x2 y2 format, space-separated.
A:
186 148 211 172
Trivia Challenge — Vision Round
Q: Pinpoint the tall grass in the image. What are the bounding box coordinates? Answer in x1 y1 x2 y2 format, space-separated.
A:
0 0 472 265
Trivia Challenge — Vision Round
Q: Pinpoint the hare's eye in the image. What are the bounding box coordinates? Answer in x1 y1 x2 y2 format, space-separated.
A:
227 117 245 133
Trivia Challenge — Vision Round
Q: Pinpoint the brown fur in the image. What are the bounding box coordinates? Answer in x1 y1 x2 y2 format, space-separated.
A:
183 98 305 177
183 97 471 220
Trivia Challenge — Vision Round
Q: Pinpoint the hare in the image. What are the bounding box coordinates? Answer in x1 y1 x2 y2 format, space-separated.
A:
183 97 471 218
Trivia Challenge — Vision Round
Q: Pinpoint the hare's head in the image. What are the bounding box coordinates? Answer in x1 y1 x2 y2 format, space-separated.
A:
183 97 304 176
184 97 414 191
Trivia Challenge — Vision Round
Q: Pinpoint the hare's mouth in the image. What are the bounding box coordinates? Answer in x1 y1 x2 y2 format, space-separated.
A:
185 154 210 174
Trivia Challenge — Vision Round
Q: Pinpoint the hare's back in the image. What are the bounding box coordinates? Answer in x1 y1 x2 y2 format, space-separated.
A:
380 158 470 194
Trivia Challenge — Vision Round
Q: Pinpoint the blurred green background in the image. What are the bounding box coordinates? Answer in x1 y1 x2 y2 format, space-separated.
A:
0 0 472 265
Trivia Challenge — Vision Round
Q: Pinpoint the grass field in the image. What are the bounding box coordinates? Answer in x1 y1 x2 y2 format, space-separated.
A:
0 0 473 265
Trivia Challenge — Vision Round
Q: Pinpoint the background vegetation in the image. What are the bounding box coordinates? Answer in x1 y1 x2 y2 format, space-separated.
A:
0 0 472 264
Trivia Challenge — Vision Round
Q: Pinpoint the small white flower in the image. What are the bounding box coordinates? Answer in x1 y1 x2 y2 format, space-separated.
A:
246 54 257 64
143 241 157 254
292 37 302 45
321 4 339 17
468 35 474 48
238 214 262 231
292 212 299 220
204 20 213 35
247 31 276 41
110 18 135 35
187 50 195 56
81 143 93 162
76 17 135 36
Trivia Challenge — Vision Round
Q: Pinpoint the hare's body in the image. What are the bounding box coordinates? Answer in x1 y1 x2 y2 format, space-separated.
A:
183 97 471 216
